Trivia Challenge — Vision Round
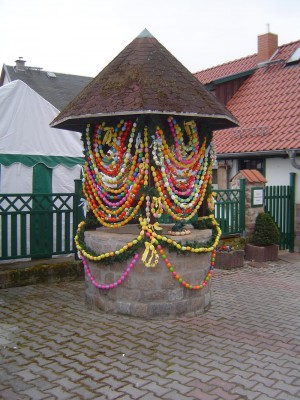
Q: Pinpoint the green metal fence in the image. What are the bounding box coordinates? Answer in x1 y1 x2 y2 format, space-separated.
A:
264 173 295 251
0 181 83 261
157 179 246 236
214 178 246 236
0 175 295 260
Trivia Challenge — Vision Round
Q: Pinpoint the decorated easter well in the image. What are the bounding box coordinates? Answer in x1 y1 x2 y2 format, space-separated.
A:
51 29 238 318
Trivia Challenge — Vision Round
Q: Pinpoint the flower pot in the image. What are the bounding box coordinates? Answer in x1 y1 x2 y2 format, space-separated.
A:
214 250 244 270
245 243 279 262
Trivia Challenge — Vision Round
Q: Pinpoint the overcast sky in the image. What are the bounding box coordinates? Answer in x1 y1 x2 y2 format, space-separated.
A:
1 0 299 78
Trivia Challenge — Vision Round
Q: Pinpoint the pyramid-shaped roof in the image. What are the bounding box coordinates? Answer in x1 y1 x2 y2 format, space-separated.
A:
51 29 238 131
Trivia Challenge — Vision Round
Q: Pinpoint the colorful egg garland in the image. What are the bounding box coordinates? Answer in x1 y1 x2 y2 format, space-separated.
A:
78 116 220 290
75 215 221 290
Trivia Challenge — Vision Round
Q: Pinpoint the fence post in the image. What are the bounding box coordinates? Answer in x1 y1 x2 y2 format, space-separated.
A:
289 172 296 252
239 178 246 233
73 179 84 258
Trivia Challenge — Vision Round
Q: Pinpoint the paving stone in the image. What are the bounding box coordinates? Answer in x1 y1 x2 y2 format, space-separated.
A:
228 374 257 389
125 366 152 379
232 386 261 400
272 380 300 395
251 383 282 398
104 367 131 380
139 394 169 400
206 377 237 392
22 387 55 400
275 395 300 400
54 377 81 391
245 364 274 377
138 372 171 387
118 383 149 398
185 388 219 400
71 385 103 399
210 387 241 399
13 369 39 382
0 388 30 400
162 390 196 400
63 368 84 382
189 369 213 385
165 370 194 384
1 258 300 400
205 360 233 372
167 379 195 394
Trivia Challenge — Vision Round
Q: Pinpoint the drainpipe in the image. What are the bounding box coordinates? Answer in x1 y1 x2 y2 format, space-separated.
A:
287 150 300 169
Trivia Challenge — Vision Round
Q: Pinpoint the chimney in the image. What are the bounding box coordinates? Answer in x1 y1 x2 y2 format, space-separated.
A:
257 32 278 63
15 57 27 71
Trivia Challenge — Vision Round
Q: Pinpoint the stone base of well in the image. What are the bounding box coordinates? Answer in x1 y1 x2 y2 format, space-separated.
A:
84 225 213 319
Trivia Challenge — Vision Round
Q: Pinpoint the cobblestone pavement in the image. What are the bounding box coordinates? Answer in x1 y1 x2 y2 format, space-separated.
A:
1 258 300 400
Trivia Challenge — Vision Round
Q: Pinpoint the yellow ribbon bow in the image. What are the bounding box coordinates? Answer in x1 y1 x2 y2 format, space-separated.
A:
102 127 115 145
142 242 159 268
184 120 196 136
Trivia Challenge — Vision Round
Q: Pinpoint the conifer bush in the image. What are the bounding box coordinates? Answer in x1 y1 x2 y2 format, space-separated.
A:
251 212 279 246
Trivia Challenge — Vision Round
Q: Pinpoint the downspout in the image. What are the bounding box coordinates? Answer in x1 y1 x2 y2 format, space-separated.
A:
287 150 300 169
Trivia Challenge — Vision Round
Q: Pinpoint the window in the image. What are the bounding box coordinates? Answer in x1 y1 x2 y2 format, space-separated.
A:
239 158 265 175
212 168 218 185
286 47 300 65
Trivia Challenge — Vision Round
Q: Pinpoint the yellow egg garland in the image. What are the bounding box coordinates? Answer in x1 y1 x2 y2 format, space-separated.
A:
79 116 221 290
75 214 221 290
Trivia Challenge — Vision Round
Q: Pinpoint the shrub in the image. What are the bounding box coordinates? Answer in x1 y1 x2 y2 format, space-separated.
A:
251 212 279 246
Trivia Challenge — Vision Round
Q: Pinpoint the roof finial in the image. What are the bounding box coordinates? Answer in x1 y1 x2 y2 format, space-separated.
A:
137 28 154 39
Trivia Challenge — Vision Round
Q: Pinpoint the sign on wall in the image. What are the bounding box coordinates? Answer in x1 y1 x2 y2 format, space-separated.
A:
251 187 264 207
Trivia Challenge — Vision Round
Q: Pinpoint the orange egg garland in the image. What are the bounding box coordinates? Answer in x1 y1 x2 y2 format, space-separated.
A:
79 116 219 281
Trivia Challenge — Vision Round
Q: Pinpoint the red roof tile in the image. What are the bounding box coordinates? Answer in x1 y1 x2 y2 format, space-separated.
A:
232 169 267 183
195 54 257 84
197 40 300 155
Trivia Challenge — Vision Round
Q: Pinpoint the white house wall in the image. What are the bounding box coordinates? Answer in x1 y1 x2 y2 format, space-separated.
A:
266 158 300 204
225 157 299 203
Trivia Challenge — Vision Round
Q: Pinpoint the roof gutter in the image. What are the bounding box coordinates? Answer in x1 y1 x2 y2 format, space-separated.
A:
205 68 256 90
216 149 300 158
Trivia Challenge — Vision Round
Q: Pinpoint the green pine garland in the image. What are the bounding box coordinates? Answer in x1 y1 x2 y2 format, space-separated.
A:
77 220 218 265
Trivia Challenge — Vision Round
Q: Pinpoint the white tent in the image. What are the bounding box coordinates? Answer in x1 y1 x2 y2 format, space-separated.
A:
0 80 84 260
0 80 83 193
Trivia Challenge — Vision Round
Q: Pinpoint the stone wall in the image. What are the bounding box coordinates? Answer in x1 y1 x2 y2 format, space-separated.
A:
231 174 264 237
244 184 264 236
84 226 213 319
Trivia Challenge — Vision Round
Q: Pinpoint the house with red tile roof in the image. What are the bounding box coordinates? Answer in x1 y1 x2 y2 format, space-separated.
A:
195 32 300 194
195 32 300 250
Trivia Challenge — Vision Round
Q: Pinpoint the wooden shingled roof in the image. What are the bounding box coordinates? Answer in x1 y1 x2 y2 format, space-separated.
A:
51 29 238 132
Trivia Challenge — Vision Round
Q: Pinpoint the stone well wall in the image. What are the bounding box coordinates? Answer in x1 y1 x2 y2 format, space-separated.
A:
84 225 213 319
